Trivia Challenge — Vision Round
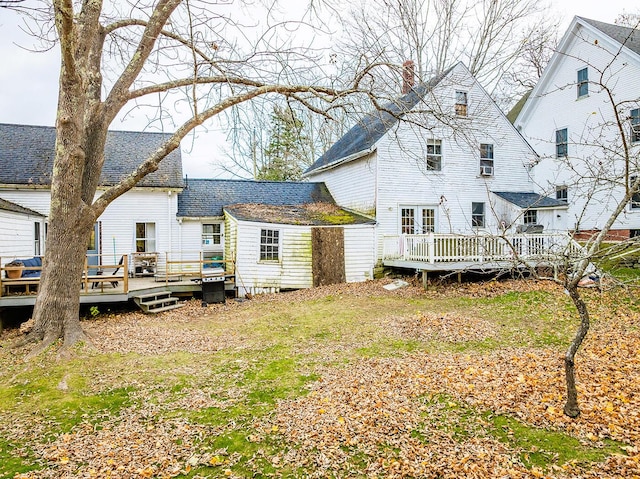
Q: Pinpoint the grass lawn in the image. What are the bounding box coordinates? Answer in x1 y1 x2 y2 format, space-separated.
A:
1 278 639 478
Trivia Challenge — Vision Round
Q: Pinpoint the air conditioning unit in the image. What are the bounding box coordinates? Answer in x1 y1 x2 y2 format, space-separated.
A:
480 165 494 176
631 123 640 134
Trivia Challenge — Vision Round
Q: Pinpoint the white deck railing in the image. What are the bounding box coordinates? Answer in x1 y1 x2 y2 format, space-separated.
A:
382 233 583 265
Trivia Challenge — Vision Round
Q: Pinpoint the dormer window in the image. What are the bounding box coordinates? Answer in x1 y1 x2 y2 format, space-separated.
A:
577 67 588 98
455 91 468 116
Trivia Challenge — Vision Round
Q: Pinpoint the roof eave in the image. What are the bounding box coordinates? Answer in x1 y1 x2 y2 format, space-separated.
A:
303 146 377 177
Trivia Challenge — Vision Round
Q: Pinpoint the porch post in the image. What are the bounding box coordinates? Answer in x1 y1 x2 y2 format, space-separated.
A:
428 233 435 264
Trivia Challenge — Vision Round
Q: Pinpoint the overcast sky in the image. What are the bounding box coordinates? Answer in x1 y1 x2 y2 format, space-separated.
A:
0 0 635 178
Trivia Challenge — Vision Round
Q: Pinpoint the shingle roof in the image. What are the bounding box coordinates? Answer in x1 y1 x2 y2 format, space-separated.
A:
0 123 184 188
492 192 567 209
579 17 640 56
0 197 45 217
305 65 456 174
177 178 337 218
224 203 375 226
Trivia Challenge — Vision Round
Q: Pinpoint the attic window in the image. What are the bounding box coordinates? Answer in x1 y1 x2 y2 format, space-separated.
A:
455 91 468 116
577 68 588 98
556 128 568 158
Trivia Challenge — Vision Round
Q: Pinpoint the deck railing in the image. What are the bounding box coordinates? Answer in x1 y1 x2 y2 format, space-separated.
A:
159 251 235 283
382 233 583 265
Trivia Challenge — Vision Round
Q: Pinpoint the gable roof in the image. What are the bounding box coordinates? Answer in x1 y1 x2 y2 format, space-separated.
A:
579 17 640 56
0 197 45 217
0 123 184 189
224 202 375 226
305 64 457 174
492 191 567 209
516 17 640 127
177 178 337 218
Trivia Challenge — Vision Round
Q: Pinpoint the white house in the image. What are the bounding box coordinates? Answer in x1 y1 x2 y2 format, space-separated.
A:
515 17 640 239
0 198 46 259
304 62 568 268
177 179 376 297
0 123 184 274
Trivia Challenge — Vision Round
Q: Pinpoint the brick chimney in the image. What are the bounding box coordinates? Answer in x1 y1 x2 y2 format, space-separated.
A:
402 60 415 94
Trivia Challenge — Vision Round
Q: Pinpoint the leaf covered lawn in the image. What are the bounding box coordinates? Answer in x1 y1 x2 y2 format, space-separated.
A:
1 278 639 478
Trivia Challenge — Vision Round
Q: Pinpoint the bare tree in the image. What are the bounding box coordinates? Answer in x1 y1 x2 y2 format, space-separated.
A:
327 0 554 100
10 0 381 355
514 17 640 417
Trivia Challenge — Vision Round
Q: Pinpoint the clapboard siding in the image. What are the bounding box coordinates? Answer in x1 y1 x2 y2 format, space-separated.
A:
0 188 179 271
228 216 376 297
344 225 376 282
308 152 377 215
0 210 44 258
516 18 640 231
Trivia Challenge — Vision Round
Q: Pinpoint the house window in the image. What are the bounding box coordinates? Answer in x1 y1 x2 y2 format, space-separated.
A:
480 143 494 176
426 139 442 171
577 67 588 98
556 185 568 203
135 222 156 252
523 209 538 225
631 109 640 143
556 128 568 158
631 176 640 210
471 202 485 227
34 222 41 256
260 229 280 261
455 91 468 116
401 206 436 234
202 223 222 247
401 208 415 234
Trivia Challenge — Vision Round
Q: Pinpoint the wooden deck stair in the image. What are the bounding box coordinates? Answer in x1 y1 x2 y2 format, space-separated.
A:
133 290 184 314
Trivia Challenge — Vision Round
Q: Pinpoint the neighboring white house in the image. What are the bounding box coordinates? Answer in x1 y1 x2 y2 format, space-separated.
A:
0 123 184 273
304 62 568 265
0 198 46 259
515 17 640 239
177 179 376 297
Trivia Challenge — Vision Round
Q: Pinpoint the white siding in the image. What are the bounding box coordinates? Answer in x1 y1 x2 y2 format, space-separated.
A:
372 63 538 259
517 20 640 232
0 210 44 259
0 188 180 271
344 225 376 282
307 152 377 215
232 219 376 297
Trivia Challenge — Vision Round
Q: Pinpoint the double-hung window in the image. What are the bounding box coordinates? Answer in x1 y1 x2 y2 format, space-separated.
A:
471 202 485 228
455 91 468 116
556 128 568 158
480 143 494 176
426 139 442 171
631 176 640 210
260 229 280 261
523 209 538 225
34 222 41 256
631 109 640 143
135 222 156 252
556 185 568 203
202 223 222 247
577 67 588 98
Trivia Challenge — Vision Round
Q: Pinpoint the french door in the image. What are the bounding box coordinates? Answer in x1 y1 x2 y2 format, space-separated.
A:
400 206 437 234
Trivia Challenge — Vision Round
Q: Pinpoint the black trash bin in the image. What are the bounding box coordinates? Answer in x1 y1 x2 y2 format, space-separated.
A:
202 275 225 304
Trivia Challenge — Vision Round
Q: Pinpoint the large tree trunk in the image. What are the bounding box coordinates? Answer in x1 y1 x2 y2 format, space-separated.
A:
563 286 590 417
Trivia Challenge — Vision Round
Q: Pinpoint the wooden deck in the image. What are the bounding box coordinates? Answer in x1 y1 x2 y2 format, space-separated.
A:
0 253 236 307
382 233 583 272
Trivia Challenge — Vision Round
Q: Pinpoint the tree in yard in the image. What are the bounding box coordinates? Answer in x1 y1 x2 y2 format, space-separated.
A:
257 105 309 181
326 0 556 105
512 16 640 417
6 0 378 355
